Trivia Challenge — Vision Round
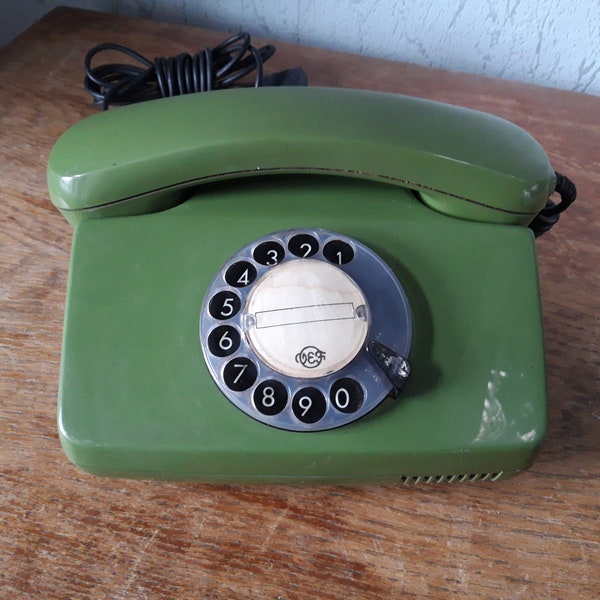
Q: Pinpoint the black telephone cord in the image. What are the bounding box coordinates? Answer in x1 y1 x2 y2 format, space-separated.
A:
84 33 278 110
529 171 577 237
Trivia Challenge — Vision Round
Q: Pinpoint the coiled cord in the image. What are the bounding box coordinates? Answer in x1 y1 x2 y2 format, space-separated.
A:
84 33 276 110
529 171 577 237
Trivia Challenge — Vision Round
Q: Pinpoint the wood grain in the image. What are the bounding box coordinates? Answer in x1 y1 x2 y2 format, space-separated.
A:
1 8 598 599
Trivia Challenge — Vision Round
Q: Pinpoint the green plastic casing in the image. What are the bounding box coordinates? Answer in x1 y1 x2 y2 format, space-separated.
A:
48 88 551 483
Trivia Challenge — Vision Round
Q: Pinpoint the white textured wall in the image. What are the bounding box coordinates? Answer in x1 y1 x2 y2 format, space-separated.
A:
2 0 599 95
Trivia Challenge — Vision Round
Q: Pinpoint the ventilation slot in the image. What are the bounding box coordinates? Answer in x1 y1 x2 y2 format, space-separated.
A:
399 472 504 484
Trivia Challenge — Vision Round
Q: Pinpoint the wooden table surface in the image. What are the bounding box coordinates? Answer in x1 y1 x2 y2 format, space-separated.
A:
1 8 598 599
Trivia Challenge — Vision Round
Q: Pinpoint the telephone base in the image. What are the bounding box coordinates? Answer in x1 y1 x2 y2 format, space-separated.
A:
58 177 546 483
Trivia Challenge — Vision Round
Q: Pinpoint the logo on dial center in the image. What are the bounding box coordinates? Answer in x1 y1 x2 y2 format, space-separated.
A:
295 346 327 369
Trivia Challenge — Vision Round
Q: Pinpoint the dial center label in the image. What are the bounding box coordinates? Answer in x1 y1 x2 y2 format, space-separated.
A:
244 259 369 378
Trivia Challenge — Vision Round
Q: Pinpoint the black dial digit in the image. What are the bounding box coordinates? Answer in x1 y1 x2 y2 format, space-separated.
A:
324 239 354 265
208 291 241 320
253 380 288 416
207 325 240 357
253 241 285 266
330 378 364 413
288 233 319 258
223 357 258 391
225 261 257 287
292 387 327 423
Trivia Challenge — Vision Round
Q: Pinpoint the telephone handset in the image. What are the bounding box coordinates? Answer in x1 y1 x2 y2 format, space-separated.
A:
48 87 554 226
49 87 557 483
